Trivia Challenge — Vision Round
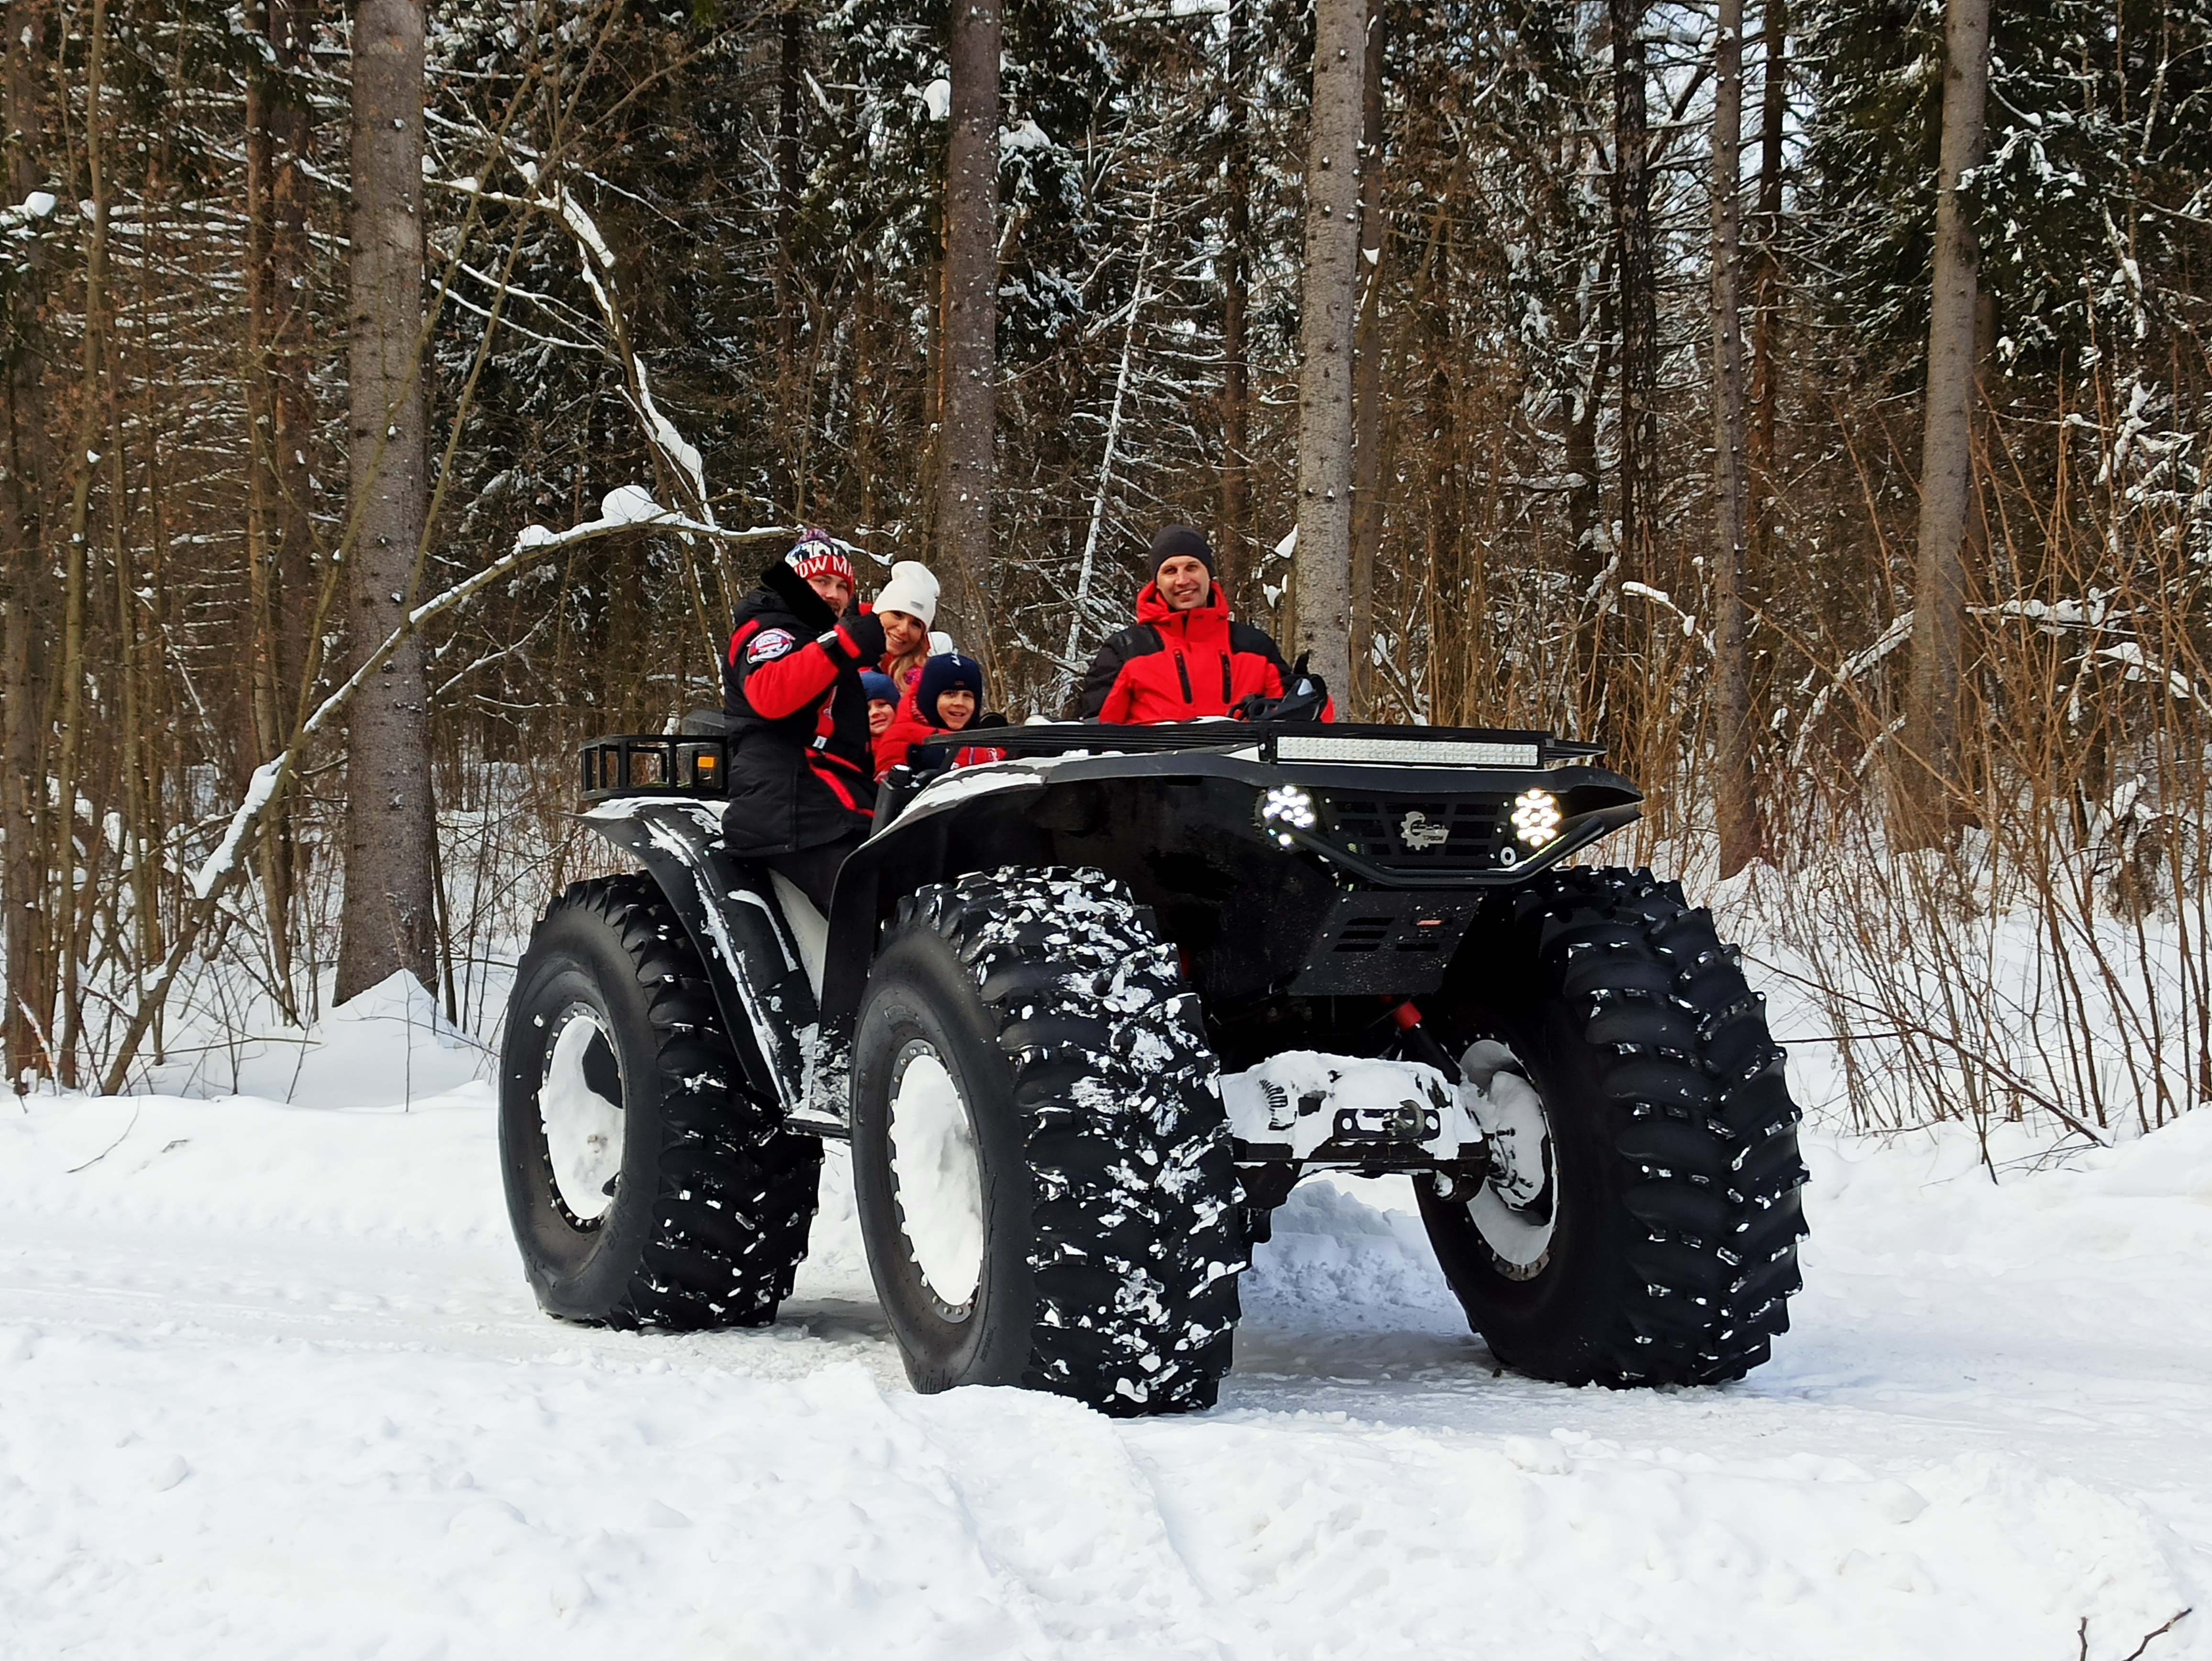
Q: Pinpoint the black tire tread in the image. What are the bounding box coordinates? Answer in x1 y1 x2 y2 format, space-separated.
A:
525 875 820 1331
1500 865 1807 1385
902 867 1246 1415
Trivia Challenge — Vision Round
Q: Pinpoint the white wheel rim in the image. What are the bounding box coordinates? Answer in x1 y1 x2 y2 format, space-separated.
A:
1460 1042 1558 1275
887 1043 985 1314
541 1007 625 1224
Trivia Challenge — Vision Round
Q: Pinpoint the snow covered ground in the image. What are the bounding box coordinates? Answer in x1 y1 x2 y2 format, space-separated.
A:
4 982 2209 1659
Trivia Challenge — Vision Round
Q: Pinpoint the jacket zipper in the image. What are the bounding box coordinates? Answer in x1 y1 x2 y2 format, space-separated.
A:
1174 651 1193 702
1221 654 1233 703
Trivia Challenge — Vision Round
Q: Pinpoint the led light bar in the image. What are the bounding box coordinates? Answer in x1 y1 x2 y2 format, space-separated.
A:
1276 735 1541 769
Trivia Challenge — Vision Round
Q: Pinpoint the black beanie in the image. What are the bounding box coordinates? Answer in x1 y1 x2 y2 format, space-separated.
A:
1150 524 1216 577
916 653 986 728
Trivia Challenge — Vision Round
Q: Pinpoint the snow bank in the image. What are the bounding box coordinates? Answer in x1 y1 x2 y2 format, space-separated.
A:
3 1030 2209 1656
130 970 489 1110
1805 1111 2212 1265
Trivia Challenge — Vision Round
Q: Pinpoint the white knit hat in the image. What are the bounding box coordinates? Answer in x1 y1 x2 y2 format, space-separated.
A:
874 560 939 628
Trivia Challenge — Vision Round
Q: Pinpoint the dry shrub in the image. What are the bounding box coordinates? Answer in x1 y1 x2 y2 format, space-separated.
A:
1754 393 2211 1138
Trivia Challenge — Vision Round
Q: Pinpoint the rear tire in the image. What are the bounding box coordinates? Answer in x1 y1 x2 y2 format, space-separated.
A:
851 867 1245 1415
1418 866 1808 1386
499 875 822 1329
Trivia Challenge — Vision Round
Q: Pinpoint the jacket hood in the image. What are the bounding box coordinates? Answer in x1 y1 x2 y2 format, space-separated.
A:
1134 579 1229 627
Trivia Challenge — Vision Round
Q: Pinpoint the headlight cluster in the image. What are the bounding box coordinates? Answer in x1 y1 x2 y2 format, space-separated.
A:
1260 784 1317 848
1511 788 1561 847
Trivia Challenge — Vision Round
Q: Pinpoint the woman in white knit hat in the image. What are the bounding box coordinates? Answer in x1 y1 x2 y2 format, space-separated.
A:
873 559 940 692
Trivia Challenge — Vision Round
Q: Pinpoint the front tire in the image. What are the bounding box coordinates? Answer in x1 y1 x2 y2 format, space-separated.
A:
499 875 822 1329
1418 866 1808 1386
851 868 1246 1416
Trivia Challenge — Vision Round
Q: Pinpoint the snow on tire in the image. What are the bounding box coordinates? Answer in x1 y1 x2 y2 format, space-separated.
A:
499 875 822 1329
1418 866 1809 1386
852 866 1246 1416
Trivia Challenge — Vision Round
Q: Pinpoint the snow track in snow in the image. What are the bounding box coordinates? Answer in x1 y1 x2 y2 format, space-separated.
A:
3 1076 2210 1659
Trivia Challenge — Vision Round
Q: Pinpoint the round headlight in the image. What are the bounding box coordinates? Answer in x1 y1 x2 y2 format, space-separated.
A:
1511 788 1561 847
1260 784 1317 832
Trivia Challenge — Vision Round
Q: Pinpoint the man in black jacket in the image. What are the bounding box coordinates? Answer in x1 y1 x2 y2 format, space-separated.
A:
722 530 886 913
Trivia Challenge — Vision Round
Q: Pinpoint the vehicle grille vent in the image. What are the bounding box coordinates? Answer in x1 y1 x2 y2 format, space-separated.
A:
1319 796 1511 871
1334 914 1394 954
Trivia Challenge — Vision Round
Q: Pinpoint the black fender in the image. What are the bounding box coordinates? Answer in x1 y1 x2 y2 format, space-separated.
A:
577 799 828 1127
822 765 1058 1036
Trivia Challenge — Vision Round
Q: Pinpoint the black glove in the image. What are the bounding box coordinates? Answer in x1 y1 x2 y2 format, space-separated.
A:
833 609 886 664
972 711 1010 730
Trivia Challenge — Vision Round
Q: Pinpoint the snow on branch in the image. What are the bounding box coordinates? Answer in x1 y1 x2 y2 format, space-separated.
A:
187 489 787 902
1622 581 1714 653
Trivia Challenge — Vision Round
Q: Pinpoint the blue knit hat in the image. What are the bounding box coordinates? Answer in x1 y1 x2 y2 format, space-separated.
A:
916 653 985 728
860 670 899 705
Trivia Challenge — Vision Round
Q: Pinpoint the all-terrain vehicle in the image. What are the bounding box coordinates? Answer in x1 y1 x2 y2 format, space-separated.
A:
499 697 1808 1416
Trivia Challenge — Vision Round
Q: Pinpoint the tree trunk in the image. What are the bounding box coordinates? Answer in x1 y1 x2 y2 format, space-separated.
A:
1415 212 1461 723
52 0 110 1085
1566 245 1615 719
771 0 805 516
1347 6 1386 718
1746 0 1785 589
1609 0 1658 588
336 0 437 1004
1896 0 1991 844
1291 0 1368 700
1711 0 1763 876
0 0 54 1088
246 0 318 1002
935 0 1000 652
1218 0 1251 605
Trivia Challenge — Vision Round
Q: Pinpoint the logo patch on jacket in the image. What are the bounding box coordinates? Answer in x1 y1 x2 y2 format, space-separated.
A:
746 627 798 664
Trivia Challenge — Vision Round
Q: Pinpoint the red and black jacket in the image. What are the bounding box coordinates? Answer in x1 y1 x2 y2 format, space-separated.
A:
1078 582 1316 724
721 562 878 855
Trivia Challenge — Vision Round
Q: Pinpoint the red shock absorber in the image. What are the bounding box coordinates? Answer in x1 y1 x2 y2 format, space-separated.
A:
1388 998 1461 1082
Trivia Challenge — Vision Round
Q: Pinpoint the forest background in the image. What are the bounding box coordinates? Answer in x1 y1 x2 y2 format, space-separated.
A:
3 0 2208 1141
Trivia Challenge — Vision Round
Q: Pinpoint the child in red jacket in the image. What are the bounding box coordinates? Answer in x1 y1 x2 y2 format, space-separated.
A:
874 653 1010 780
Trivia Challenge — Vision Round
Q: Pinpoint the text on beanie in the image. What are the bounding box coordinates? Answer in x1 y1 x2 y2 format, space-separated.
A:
786 528 855 588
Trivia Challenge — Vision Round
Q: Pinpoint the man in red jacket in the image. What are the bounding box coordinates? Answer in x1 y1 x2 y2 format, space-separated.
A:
1078 526 1324 724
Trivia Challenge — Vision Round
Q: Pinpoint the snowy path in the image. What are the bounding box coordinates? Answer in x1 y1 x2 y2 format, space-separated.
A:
3 1085 2209 1660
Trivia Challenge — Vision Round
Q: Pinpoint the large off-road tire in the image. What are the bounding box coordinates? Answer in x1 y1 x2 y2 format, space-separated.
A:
851 867 1245 1416
1418 866 1807 1386
499 874 822 1329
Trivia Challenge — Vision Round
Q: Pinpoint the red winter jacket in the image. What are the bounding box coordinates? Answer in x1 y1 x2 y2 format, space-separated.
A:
720 565 880 854
1078 582 1325 724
